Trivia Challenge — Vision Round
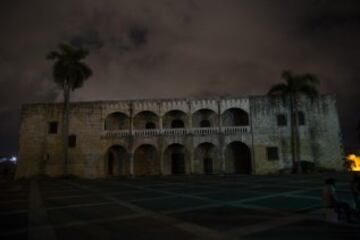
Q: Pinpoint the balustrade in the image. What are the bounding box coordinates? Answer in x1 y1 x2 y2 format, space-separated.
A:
102 126 250 138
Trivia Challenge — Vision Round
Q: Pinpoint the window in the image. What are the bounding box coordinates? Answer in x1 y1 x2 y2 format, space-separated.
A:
69 135 76 148
48 121 58 134
145 122 156 129
298 111 305 125
171 120 185 128
267 147 279 161
277 114 287 126
200 120 211 128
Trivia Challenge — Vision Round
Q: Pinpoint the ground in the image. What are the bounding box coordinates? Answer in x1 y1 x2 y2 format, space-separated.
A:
1 174 359 240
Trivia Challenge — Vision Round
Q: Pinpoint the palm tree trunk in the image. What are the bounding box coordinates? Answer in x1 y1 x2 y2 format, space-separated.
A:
290 95 301 173
62 83 70 176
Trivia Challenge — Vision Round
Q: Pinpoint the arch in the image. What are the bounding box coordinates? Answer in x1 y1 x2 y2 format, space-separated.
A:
106 145 129 176
104 112 129 130
171 119 185 128
145 122 156 129
222 108 249 126
200 120 211 128
163 110 188 129
225 141 252 174
134 111 159 129
194 142 218 174
164 143 188 175
134 144 159 176
192 109 218 128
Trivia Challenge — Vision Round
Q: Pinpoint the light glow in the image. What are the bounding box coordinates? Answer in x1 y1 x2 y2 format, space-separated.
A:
347 154 360 171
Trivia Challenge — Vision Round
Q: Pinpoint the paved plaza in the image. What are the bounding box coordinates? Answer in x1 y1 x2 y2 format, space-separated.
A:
1 174 359 239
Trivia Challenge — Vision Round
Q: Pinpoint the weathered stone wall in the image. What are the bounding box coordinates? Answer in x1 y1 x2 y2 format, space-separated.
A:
16 95 344 178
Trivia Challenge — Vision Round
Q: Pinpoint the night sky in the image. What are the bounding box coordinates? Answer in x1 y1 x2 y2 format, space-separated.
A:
0 0 359 156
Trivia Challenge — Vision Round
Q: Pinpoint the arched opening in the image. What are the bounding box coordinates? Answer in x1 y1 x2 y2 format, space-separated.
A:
195 142 218 174
164 144 187 175
134 144 159 176
171 120 185 128
222 108 249 126
163 110 187 129
105 112 129 130
145 122 156 129
225 141 252 174
106 145 128 176
134 111 159 129
200 120 211 128
192 109 217 128
204 158 213 174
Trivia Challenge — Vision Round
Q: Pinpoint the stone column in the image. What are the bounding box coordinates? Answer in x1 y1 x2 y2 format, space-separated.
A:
218 99 226 174
129 102 135 177
129 152 134 177
187 100 194 174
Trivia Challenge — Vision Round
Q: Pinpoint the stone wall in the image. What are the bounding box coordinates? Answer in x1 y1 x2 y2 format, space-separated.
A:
15 95 344 178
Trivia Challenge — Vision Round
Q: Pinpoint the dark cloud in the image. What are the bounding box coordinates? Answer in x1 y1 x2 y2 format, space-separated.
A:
0 0 360 155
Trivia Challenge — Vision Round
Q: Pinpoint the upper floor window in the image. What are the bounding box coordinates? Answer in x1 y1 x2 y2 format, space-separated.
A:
48 121 58 134
200 120 211 128
267 147 279 161
298 111 305 125
69 135 76 148
145 122 156 129
171 120 185 128
277 114 287 126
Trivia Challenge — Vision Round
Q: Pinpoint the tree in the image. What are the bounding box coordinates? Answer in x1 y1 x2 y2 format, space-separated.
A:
47 43 92 176
268 70 319 173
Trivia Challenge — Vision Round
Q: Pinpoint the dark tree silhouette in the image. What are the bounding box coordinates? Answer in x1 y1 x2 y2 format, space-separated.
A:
268 70 319 173
47 43 92 176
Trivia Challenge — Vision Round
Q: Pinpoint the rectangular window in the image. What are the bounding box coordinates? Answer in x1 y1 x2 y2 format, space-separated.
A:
267 147 279 161
277 114 287 126
48 121 58 134
69 135 76 147
298 111 305 125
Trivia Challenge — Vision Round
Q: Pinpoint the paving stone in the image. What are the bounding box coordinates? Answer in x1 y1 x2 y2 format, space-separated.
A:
55 217 201 240
242 220 360 240
131 196 212 212
47 203 136 225
241 196 321 212
201 190 265 202
44 196 109 208
170 206 274 231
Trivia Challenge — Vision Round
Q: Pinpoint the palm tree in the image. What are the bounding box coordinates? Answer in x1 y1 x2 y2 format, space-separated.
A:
268 70 319 173
47 43 92 176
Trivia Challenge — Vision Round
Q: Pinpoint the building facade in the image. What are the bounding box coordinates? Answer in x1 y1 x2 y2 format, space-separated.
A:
16 95 344 178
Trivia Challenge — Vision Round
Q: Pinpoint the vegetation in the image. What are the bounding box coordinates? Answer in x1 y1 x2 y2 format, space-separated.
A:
47 43 92 176
268 70 319 173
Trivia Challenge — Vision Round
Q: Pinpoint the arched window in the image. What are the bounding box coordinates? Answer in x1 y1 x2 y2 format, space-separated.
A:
200 120 211 128
145 122 156 129
171 120 185 128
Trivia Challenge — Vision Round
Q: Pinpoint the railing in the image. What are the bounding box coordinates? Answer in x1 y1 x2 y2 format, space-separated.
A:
102 130 130 138
223 126 250 135
191 127 219 135
134 129 160 137
162 128 188 136
102 126 250 138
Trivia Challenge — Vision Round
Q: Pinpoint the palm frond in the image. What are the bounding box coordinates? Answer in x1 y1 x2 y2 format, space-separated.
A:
268 83 289 96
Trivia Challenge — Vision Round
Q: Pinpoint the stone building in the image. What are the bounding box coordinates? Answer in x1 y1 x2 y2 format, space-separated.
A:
15 94 344 178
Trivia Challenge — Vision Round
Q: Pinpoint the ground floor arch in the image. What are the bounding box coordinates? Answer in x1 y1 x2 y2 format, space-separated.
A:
164 144 188 175
106 145 129 176
194 142 218 174
225 141 252 174
134 144 159 176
